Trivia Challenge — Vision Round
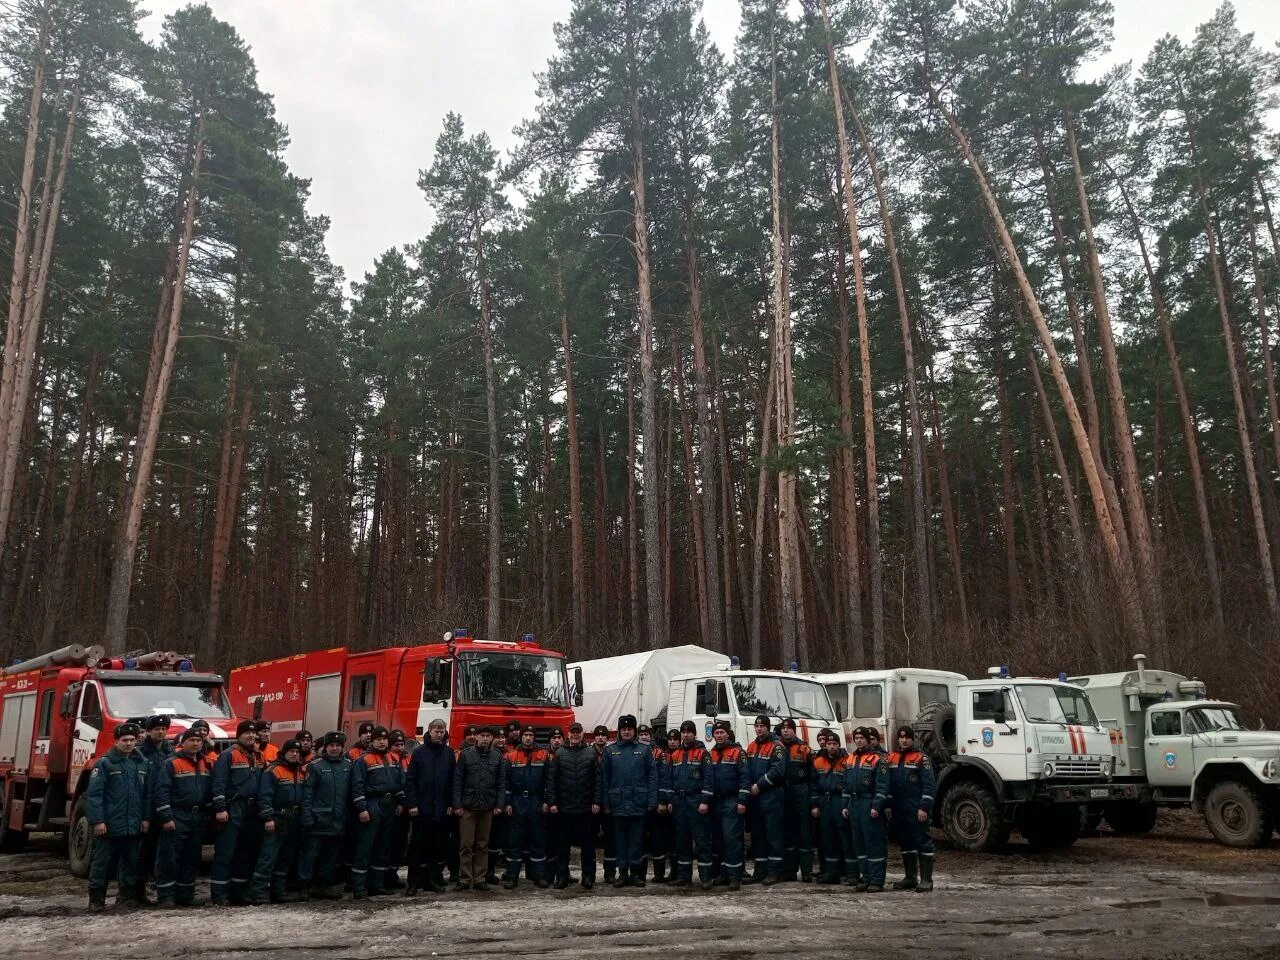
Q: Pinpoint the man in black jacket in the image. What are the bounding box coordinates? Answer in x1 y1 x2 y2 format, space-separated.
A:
405 719 455 894
548 722 600 889
452 726 506 891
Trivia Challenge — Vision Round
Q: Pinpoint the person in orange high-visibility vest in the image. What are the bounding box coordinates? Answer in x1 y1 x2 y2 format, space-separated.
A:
256 721 278 762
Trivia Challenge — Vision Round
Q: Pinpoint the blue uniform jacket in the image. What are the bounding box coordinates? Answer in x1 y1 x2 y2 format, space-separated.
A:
153 751 212 825
844 749 890 813
887 749 937 816
810 749 849 806
258 760 307 821
303 754 354 834
504 744 552 806
211 744 262 814
746 734 786 792
666 743 714 802
351 748 405 813
601 737 657 817
709 742 750 803
86 747 151 834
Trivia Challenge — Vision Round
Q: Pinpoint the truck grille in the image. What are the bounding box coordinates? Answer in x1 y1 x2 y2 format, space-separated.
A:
1050 760 1105 777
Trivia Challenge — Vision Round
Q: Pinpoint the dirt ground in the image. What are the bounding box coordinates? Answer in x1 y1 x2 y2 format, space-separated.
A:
1 811 1278 960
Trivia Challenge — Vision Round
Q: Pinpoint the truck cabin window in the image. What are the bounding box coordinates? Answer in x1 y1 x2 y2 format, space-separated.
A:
456 653 568 707
1150 711 1183 736
972 689 1016 723
347 674 376 711
1185 706 1244 734
824 684 848 721
422 658 453 702
1014 684 1097 726
852 684 883 719
696 681 730 716
79 684 103 729
732 676 833 722
102 682 233 720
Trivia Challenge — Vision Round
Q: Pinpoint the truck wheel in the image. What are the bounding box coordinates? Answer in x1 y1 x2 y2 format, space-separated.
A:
914 701 958 769
0 783 29 854
940 780 1008 853
1204 780 1272 848
67 796 93 878
1022 804 1082 849
1105 800 1158 835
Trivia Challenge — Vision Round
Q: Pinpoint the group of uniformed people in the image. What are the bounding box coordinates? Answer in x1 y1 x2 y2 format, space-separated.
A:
82 709 938 910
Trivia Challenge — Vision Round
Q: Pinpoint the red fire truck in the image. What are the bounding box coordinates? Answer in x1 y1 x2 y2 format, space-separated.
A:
227 630 580 748
0 644 238 875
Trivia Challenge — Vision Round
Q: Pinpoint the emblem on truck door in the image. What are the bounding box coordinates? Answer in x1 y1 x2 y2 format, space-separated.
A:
981 727 994 747
1164 751 1177 769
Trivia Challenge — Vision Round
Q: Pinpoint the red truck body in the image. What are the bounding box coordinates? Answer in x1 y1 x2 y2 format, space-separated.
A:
227 632 577 749
0 647 236 875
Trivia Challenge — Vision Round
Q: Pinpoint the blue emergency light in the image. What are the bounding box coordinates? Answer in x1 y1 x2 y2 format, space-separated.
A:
729 656 741 669
789 661 799 673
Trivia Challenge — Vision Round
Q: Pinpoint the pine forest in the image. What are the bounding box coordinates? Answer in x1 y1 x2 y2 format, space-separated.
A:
1 0 1279 723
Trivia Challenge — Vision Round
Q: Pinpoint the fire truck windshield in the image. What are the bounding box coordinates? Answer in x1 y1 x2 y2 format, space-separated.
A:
456 652 569 707
101 681 233 720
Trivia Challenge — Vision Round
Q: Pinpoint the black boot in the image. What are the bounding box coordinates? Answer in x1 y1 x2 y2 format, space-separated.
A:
632 866 646 888
88 888 107 912
915 853 934 893
652 859 666 883
799 857 813 883
893 852 918 891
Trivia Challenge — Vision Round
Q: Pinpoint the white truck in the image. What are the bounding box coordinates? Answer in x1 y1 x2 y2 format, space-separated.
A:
569 645 838 749
885 667 1130 852
1071 654 1280 847
813 668 965 748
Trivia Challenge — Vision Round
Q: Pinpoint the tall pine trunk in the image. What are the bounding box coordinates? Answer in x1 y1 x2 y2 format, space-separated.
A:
555 266 586 654
475 224 502 642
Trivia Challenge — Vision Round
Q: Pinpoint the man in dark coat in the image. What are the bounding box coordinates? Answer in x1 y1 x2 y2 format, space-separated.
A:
548 721 600 889
452 726 506 891
405 718 456 894
299 732 354 899
86 722 152 910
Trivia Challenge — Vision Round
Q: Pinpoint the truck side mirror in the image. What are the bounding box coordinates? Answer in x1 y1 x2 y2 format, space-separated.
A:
702 678 718 717
573 667 584 708
993 707 1006 725
252 696 264 720
60 685 79 719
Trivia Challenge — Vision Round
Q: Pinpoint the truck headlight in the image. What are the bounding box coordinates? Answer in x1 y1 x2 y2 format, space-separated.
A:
1264 759 1279 780
1043 761 1055 777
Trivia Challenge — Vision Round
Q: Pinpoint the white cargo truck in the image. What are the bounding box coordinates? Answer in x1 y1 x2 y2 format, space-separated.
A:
905 667 1130 852
1071 654 1280 847
569 646 837 750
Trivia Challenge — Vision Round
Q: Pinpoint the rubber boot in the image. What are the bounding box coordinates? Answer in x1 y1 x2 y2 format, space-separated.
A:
892 852 918 891
637 856 648 881
652 859 666 884
632 865 646 888
88 888 107 912
799 858 813 883
915 854 934 893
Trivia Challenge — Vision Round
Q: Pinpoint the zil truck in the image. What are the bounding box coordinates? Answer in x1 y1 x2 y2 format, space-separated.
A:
1071 654 1280 847
0 644 237 876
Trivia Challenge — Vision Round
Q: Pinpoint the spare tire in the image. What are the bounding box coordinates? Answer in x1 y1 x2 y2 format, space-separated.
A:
914 700 957 768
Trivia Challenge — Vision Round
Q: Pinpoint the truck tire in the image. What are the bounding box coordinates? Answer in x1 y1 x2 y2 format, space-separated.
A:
1104 800 1158 835
914 701 958 769
1021 803 1082 849
0 783 29 854
1204 780 1272 848
67 796 92 878
940 780 1008 852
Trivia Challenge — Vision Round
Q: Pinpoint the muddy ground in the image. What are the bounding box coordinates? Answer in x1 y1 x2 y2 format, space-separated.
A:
1 812 1278 959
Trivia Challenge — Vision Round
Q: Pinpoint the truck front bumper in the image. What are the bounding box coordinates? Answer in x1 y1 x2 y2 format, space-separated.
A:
1037 781 1130 803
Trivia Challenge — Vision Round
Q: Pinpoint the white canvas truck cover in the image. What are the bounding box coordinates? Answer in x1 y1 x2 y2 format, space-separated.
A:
571 644 730 733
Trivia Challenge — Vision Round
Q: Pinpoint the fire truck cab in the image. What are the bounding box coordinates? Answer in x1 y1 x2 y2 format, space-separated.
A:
228 630 579 749
0 644 237 876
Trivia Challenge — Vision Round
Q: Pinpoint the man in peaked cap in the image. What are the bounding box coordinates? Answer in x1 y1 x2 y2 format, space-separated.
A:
86 721 151 910
601 715 657 886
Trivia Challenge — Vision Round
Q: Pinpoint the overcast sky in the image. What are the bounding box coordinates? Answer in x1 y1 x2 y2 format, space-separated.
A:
140 1 1280 285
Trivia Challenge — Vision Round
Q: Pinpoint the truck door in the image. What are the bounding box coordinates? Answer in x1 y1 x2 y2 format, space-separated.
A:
0 690 36 772
417 657 452 739
1145 708 1191 788
69 682 103 795
964 687 1025 780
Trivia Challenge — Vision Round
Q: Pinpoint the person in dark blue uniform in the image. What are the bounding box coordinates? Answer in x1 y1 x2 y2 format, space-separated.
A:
810 728 853 885
154 727 212 907
601 714 657 887
888 725 938 893
250 738 308 903
844 726 890 892
744 715 785 884
708 721 748 891
86 722 152 910
503 726 552 888
666 720 714 888
778 718 814 881
210 719 264 906
299 731 354 899
350 725 405 898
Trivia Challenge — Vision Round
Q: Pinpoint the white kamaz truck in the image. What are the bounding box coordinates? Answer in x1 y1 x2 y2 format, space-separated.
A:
841 666 1128 852
1071 654 1280 847
569 646 838 750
